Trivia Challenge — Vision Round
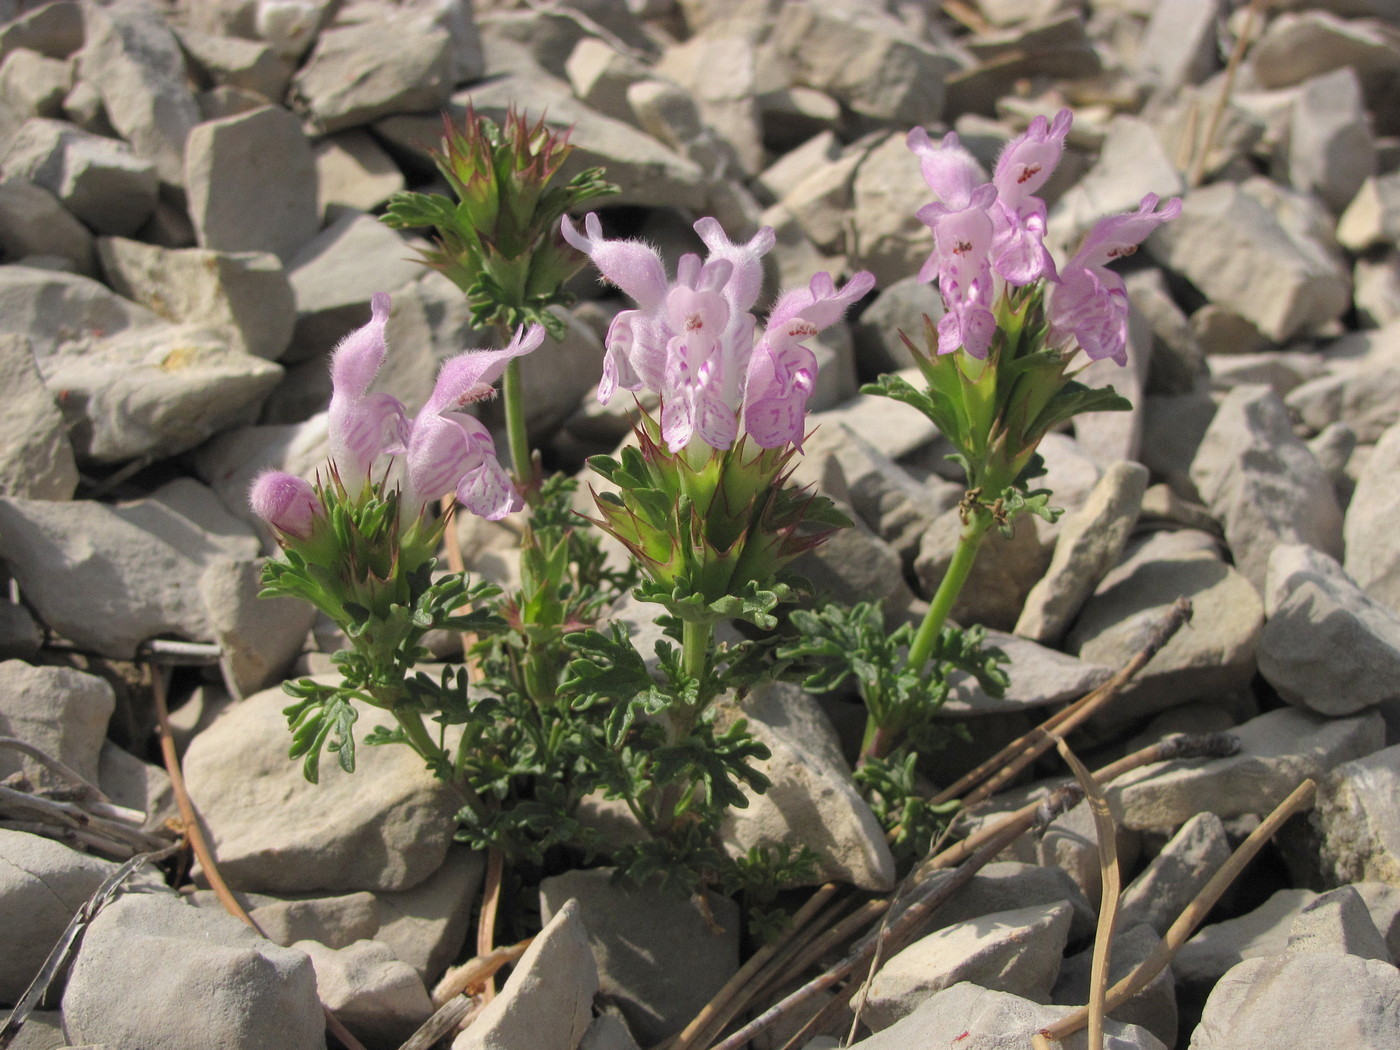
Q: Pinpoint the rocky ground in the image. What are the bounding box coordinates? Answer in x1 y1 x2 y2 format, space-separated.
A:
3 0 1400 1048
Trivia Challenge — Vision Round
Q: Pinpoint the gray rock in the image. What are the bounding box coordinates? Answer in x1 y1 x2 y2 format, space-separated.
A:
864 902 1073 1030
580 1013 641 1050
371 846 485 983
1338 171 1400 252
946 15 1102 117
292 8 453 133
1189 950 1400 1049
1251 10 1400 93
313 129 406 217
941 631 1115 717
767 0 949 125
1354 252 1400 328
98 237 295 360
794 510 919 622
453 897 597 1050
0 830 121 1002
63 891 325 1050
176 27 292 102
806 369 941 461
775 145 864 254
849 981 1166 1049
37 321 283 463
1311 745 1400 888
191 414 332 530
652 31 763 176
720 680 897 892
1258 544 1400 716
1107 706 1385 831
539 868 738 1045
0 47 72 120
182 681 460 893
1066 530 1262 723
1344 419 1400 617
566 38 651 126
0 333 77 499
1 117 158 235
0 660 113 786
200 555 317 697
185 104 320 264
0 486 266 658
0 0 83 60
1118 812 1231 937
0 178 95 275
1054 923 1177 1049
1126 268 1206 396
1132 0 1220 88
285 210 424 362
295 938 433 1047
1286 67 1376 214
848 131 938 287
850 274 945 374
1190 384 1343 595
1017 461 1149 645
1285 321 1400 442
1146 178 1350 343
1288 884 1393 962
914 860 1097 942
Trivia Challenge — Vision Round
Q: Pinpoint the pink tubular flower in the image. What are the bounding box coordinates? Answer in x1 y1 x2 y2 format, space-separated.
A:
990 109 1071 285
1048 193 1182 365
563 212 872 451
327 293 408 482
403 324 546 519
250 470 321 539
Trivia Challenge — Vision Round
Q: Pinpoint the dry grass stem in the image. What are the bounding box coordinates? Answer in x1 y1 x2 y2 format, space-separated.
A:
1035 777 1317 1045
930 598 1192 809
431 937 533 1006
1188 0 1265 187
398 994 482 1050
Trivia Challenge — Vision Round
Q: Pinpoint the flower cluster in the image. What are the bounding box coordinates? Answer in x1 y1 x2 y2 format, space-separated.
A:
252 292 545 542
561 213 875 453
910 110 1180 366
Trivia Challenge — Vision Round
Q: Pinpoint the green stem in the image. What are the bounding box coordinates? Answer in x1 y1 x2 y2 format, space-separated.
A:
907 508 994 675
652 619 713 835
682 620 711 686
501 356 532 492
395 706 490 822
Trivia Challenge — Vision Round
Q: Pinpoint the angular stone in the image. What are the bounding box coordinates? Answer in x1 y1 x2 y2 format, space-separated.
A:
192 414 332 528
199 555 317 697
0 333 77 499
1288 885 1393 962
865 902 1073 1030
1190 384 1343 595
1017 461 1149 645
0 178 95 275
0 830 121 1002
0 0 84 60
916 860 1097 942
767 0 949 125
1146 178 1351 343
848 982 1166 1049
847 131 938 287
176 26 292 102
37 321 283 463
98 236 296 360
1190 951 1400 1050
1344 420 1400 617
794 511 920 622
947 15 1102 117
1354 252 1400 328
1127 268 1206 396
1251 10 1400 92
653 31 763 175
566 37 650 125
185 104 320 264
79 0 201 185
721 680 897 892
0 660 114 787
1312 745 1400 888
63 891 324 1050
1133 0 1220 88
372 846 485 983
453 898 598 1050
0 266 158 360
539 869 735 1046
1337 171 1400 252
295 938 433 1047
1107 706 1385 831
916 508 1048 632
1258 544 1400 717
941 631 1115 717
0 47 71 120
292 10 453 133
313 128 405 216
183 681 460 893
850 274 944 374
1287 67 1376 214
1 117 157 235
1118 812 1231 937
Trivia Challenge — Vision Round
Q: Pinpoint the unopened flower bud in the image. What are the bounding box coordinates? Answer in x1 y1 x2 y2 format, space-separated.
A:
249 471 321 539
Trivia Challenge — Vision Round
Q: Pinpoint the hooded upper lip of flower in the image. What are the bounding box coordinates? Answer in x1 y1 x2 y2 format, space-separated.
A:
561 212 873 451
325 292 544 519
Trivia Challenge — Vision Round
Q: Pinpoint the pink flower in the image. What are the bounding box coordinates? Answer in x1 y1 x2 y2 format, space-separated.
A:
327 293 408 483
249 470 321 539
564 213 872 451
1047 193 1182 365
402 324 546 519
990 109 1071 285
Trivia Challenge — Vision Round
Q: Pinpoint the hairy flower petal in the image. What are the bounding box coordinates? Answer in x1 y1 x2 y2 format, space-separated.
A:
426 324 546 415
249 470 321 539
561 213 669 307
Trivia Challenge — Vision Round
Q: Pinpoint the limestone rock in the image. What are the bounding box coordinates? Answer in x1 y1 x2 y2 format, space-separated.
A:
0 178 95 275
1344 419 1400 617
296 938 433 1047
1118 812 1231 937
1312 745 1400 888
1286 67 1376 214
0 332 78 499
63 890 325 1050
0 660 114 786
181 681 460 893
185 104 320 264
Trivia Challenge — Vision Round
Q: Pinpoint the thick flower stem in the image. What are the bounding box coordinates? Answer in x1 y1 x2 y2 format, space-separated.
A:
393 705 490 823
501 356 532 495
